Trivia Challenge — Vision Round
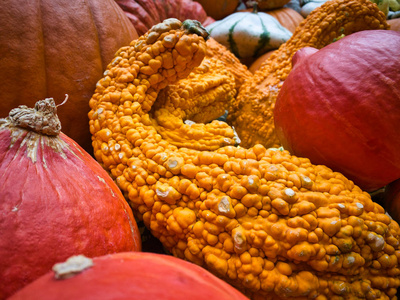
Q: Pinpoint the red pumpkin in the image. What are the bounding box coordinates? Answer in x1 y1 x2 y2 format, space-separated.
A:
9 252 249 300
0 99 141 299
115 0 215 36
0 0 138 154
274 30 400 192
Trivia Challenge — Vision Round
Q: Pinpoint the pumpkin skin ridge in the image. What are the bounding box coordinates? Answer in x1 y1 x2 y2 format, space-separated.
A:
274 30 400 191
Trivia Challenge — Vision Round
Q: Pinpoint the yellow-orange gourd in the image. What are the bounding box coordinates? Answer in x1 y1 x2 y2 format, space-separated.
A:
88 17 400 300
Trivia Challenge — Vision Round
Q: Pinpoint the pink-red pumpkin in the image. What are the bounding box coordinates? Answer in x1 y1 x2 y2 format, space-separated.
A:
9 252 249 300
0 0 138 154
115 0 215 36
274 30 400 192
0 99 141 299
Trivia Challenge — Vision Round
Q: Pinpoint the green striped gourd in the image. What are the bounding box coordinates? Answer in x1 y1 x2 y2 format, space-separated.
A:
205 10 292 59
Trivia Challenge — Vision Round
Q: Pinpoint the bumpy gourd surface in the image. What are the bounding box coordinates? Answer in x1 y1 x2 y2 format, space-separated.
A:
152 56 237 151
204 38 253 92
88 18 400 300
229 0 390 149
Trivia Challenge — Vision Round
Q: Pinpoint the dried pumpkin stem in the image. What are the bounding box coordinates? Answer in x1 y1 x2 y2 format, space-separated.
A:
182 19 209 40
5 97 63 136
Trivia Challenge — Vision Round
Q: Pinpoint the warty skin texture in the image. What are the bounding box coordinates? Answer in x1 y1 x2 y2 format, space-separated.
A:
88 18 400 299
152 56 237 151
204 37 253 93
228 0 390 149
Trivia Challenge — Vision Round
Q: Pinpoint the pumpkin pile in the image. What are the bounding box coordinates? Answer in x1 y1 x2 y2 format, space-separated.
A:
2 0 400 299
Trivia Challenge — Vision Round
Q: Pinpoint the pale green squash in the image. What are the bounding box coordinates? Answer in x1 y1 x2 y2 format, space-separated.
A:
205 10 292 59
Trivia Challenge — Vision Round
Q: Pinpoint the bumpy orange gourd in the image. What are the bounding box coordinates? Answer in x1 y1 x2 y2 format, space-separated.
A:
228 0 389 149
152 57 237 151
205 38 253 92
88 18 400 299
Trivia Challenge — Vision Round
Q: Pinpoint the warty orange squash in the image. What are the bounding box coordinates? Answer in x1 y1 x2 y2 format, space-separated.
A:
87 17 400 300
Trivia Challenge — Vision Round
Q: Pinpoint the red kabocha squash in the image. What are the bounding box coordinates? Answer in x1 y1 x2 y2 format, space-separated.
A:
9 252 249 300
0 0 138 154
0 99 141 299
115 0 215 36
274 30 400 192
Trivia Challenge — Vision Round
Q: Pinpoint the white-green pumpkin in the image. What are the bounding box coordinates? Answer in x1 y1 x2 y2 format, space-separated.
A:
205 10 292 59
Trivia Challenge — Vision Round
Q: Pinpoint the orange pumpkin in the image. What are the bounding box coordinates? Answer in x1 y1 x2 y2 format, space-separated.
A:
0 0 138 154
266 7 305 33
249 50 276 73
388 18 400 31
194 0 240 20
